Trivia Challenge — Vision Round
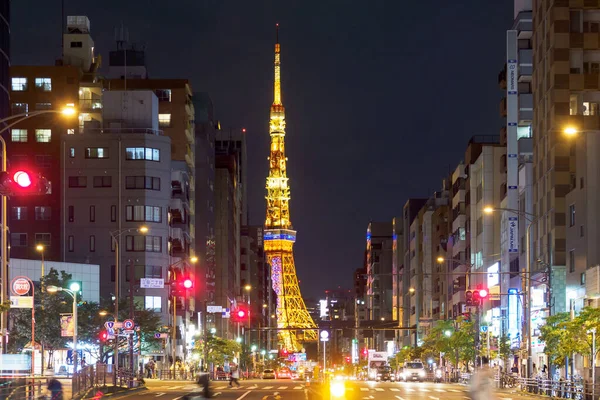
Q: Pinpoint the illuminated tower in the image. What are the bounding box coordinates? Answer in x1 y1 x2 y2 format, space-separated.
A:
264 25 317 351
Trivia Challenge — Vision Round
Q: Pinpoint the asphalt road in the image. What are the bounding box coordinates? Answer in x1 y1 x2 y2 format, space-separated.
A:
128 378 536 400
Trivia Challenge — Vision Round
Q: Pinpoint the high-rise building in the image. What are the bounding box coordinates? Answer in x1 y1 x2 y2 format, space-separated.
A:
0 0 9 120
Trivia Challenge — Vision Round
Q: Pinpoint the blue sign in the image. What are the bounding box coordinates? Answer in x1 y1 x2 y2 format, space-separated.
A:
480 326 489 333
508 216 518 253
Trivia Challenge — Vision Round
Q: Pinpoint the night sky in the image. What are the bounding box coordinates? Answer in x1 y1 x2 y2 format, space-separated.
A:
12 1 513 298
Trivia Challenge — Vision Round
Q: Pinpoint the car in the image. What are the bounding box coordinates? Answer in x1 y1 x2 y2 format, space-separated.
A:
376 366 395 382
262 369 276 379
400 361 426 382
277 369 292 379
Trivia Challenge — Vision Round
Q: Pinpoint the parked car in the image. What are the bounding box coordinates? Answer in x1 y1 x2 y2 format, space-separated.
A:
277 369 292 379
262 369 276 379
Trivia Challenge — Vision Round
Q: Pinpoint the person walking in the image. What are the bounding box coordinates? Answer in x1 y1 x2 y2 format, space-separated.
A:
229 364 240 388
469 356 498 400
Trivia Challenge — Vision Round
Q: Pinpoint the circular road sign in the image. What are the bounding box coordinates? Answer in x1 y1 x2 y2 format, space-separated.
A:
11 277 31 296
123 319 134 330
320 330 329 340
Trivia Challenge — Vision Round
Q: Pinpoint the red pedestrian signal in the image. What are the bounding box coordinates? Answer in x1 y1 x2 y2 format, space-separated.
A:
183 278 193 289
99 330 108 342
362 348 368 357
13 171 31 187
171 276 194 297
237 309 246 318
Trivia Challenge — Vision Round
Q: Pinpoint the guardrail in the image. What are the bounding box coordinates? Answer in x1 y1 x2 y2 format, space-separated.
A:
0 378 53 400
497 373 600 399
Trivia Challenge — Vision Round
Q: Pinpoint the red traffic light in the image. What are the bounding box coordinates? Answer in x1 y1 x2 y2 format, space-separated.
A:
99 330 108 342
362 348 368 356
183 278 193 289
479 289 488 298
237 309 246 318
13 171 31 187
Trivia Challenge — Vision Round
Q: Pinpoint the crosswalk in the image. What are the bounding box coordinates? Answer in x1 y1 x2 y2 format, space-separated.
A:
158 384 472 393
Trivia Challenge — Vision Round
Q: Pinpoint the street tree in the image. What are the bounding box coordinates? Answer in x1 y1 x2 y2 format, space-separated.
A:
540 312 571 367
197 334 241 367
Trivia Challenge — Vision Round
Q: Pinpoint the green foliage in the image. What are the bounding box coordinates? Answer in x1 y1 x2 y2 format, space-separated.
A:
418 317 475 371
196 334 241 366
539 312 571 366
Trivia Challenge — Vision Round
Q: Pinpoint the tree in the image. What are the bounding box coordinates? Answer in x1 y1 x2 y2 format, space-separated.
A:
197 335 241 367
540 312 571 367
569 307 600 363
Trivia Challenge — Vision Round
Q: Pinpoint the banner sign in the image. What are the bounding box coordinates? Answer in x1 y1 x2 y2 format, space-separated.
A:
10 296 33 308
508 217 518 253
60 314 74 337
140 278 164 289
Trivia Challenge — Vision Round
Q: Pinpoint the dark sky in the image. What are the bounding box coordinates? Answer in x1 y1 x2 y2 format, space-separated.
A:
12 1 513 298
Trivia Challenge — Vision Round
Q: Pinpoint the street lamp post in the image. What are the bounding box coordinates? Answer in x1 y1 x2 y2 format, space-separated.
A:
0 106 76 354
35 245 46 376
46 283 80 387
589 328 597 400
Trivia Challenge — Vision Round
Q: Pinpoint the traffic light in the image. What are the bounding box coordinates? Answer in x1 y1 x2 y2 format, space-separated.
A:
233 307 249 322
170 276 194 297
0 170 50 196
362 348 368 357
99 330 109 342
472 290 480 306
465 290 473 306
479 288 488 299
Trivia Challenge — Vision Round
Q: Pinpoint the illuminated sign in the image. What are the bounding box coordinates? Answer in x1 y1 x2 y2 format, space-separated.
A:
319 299 328 318
487 262 499 287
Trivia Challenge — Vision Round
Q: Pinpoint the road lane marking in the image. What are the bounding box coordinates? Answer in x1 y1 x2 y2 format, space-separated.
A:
169 386 182 390
248 385 258 389
420 388 430 392
277 386 287 389
390 388 399 391
375 388 384 391
405 388 415 392
293 386 302 390
216 385 228 389
264 386 273 389
360 387 369 391
429 396 440 400
213 392 221 397
394 396 406 400
155 393 165 397
236 390 252 400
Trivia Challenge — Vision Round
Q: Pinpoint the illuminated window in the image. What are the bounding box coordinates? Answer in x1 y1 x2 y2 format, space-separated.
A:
35 206 52 221
11 77 27 91
517 126 531 139
11 103 28 115
125 147 160 161
11 129 27 142
155 89 171 102
36 103 52 110
34 78 52 91
11 207 27 220
86 147 109 159
145 296 162 312
158 114 171 128
35 129 51 143
67 129 75 135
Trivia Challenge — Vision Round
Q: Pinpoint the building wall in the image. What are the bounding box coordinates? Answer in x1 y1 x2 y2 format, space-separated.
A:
62 129 172 320
0 0 9 120
7 65 80 261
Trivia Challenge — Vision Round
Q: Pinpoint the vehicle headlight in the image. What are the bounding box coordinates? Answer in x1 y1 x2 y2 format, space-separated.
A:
419 370 426 377
400 373 406 378
369 371 376 378
330 381 345 398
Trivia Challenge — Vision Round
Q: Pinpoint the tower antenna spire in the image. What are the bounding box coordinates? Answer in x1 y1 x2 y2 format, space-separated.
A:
273 23 282 106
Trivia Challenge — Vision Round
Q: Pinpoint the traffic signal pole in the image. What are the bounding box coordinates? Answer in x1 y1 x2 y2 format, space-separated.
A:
0 135 6 354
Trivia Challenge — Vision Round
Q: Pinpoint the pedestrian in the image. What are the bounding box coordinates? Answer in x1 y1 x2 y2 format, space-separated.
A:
229 364 240 387
48 379 63 400
469 356 498 400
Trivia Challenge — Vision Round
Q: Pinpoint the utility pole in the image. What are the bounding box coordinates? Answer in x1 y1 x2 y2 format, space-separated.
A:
129 260 134 387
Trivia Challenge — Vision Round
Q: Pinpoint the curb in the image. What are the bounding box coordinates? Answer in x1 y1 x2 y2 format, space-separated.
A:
79 386 148 400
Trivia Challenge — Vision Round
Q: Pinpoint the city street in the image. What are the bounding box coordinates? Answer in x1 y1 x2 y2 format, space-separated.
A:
132 379 537 400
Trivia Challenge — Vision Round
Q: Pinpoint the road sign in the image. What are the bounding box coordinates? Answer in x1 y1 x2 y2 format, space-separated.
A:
154 333 168 339
107 334 115 340
11 277 30 296
107 328 115 336
222 308 230 319
10 295 33 308
140 278 164 289
481 325 489 333
123 319 134 330
207 305 223 313
320 330 329 342
104 321 115 330
123 330 134 335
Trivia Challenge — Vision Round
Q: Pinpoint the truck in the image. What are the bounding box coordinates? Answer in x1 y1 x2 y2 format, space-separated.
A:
367 351 388 380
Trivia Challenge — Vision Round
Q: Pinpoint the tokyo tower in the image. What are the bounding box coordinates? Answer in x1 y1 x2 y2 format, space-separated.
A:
264 25 317 351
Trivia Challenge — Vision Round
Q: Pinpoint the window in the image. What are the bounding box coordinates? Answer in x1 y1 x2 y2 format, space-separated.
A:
11 129 27 142
11 77 27 91
569 249 576 273
34 78 51 91
93 176 112 188
69 148 75 158
145 265 162 278
10 233 27 247
35 206 51 221
35 233 51 246
569 204 576 227
11 103 28 115
67 129 75 135
581 272 586 286
580 225 585 237
68 236 74 252
85 147 109 159
70 41 82 48
68 176 87 188
125 147 160 161
111 205 117 222
126 235 162 252
125 176 161 190
158 114 171 128
35 155 52 168
35 103 52 110
155 89 171 102
89 205 95 222
89 235 96 252
11 207 27 220
126 205 161 222
35 129 51 143
145 296 162 312
68 205 74 222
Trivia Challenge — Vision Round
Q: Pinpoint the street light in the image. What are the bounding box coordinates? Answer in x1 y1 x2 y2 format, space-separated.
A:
108 225 148 380
47 283 80 377
563 126 578 136
0 106 77 353
589 328 597 400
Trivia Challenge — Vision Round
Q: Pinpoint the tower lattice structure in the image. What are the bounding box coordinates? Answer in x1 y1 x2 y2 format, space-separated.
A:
264 26 317 352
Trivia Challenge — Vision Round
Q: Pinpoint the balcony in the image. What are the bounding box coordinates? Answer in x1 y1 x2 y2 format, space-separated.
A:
185 122 194 144
185 144 194 168
170 198 186 224
170 227 184 251
79 98 103 112
172 170 185 196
